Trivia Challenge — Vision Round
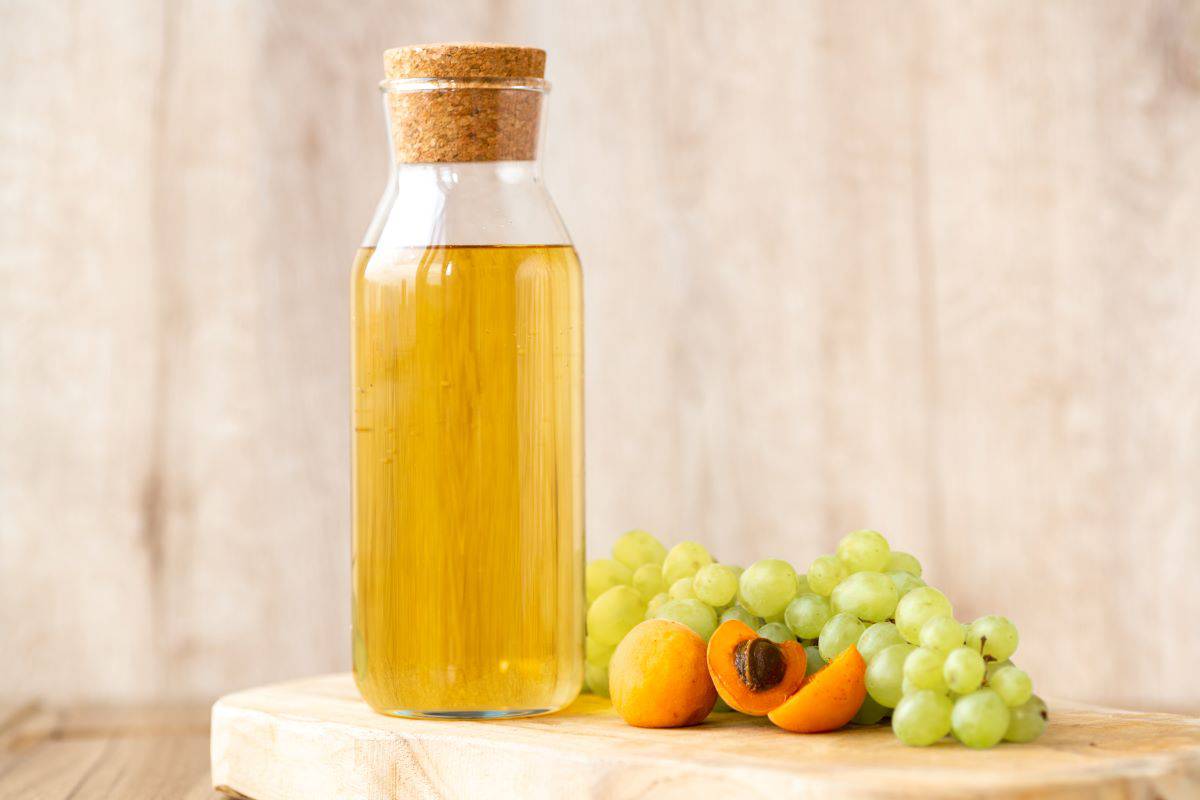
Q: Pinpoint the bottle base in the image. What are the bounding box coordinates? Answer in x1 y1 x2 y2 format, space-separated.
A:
378 707 555 720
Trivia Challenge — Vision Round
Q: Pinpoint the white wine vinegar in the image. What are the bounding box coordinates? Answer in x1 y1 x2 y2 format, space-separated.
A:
351 244 584 716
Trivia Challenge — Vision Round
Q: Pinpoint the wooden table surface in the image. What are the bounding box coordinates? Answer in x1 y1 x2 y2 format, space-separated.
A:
0 700 220 799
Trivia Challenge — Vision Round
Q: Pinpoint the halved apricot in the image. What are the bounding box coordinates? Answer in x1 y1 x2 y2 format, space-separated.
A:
706 619 807 716
767 644 867 733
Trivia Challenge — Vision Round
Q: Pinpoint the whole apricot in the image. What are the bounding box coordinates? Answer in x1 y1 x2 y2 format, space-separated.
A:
609 619 717 728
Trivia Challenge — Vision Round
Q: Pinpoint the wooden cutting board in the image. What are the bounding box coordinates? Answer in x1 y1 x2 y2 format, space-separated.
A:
211 674 1200 799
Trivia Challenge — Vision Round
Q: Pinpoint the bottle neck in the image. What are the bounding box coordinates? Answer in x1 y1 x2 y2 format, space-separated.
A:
365 161 568 249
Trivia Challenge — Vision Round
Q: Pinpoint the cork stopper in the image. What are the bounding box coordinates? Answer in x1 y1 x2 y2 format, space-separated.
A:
382 43 547 163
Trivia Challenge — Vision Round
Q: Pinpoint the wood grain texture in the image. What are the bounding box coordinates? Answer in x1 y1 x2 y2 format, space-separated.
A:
2 0 1199 711
211 674 1200 800
0 702 219 799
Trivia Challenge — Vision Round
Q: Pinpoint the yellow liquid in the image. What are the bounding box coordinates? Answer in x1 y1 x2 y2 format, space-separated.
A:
351 244 584 717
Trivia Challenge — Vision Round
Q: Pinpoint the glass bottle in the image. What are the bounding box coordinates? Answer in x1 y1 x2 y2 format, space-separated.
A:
351 44 584 718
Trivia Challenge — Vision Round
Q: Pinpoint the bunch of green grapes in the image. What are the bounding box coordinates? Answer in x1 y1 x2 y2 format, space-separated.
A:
802 529 1047 748
586 528 1048 749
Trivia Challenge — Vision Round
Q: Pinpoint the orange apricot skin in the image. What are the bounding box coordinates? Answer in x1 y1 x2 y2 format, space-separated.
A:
707 620 807 716
610 619 717 728
768 644 867 733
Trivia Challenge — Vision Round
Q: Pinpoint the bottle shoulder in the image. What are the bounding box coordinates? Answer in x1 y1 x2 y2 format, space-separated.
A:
362 162 571 249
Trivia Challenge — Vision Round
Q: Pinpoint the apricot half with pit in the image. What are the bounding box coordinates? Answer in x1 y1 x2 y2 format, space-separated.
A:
768 644 867 733
609 619 717 728
706 619 807 716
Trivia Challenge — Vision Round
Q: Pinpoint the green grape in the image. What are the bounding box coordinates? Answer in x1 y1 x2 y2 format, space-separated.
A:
951 688 1010 748
903 647 948 693
669 576 697 600
966 615 1019 662
1004 695 1048 743
852 695 889 725
830 570 899 622
803 644 825 676
784 593 831 639
796 573 810 595
612 529 667 570
763 610 787 625
989 665 1033 707
943 646 986 694
884 550 922 577
631 563 665 602
693 564 739 607
892 690 952 746
757 622 795 643
652 598 719 641
895 586 953 643
919 616 965 653
586 559 632 605
719 605 763 628
644 592 670 617
585 662 610 697
586 585 645 646
738 559 800 617
818 612 867 663
807 555 847 596
901 676 920 697
661 541 713 584
586 636 614 667
836 529 891 573
888 570 925 598
984 658 1014 683
857 622 905 663
865 643 916 708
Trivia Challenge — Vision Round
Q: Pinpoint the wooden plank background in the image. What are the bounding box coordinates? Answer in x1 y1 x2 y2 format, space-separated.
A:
1 0 1197 711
